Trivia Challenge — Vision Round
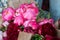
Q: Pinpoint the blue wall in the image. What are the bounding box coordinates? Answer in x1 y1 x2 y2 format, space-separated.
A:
50 0 60 21
35 0 60 21
35 0 43 8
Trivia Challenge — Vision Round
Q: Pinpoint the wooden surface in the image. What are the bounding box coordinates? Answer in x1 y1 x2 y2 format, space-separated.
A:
18 32 33 40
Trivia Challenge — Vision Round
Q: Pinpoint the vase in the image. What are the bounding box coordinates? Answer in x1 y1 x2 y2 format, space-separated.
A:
50 0 60 21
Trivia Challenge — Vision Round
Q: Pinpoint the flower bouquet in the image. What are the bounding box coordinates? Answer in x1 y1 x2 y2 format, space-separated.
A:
0 3 60 40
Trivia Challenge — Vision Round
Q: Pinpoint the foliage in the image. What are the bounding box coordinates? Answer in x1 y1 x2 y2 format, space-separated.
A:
31 34 43 40
0 26 7 32
36 8 51 22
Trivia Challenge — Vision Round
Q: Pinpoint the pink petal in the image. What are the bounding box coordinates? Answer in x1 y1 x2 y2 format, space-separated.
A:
2 7 15 21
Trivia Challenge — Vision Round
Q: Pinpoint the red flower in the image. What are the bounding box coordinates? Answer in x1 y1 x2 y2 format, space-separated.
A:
45 35 60 40
24 27 38 34
7 22 19 40
38 23 57 36
3 37 7 40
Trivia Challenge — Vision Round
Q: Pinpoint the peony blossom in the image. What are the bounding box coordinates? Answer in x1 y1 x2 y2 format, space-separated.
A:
23 20 38 30
14 14 24 25
2 7 15 21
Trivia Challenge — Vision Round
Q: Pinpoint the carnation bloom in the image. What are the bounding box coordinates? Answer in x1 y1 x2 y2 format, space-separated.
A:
39 19 54 25
19 3 39 20
7 22 19 40
45 35 60 40
38 22 57 36
23 20 38 30
38 19 57 36
24 27 38 34
24 27 34 33
2 7 15 21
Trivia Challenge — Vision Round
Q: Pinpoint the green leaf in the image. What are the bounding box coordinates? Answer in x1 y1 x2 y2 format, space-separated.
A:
36 8 51 22
36 9 45 21
20 26 24 31
31 34 43 40
0 27 7 32
47 12 51 19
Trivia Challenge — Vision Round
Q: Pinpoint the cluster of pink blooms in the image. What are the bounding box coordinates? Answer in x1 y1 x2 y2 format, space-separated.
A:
2 3 59 40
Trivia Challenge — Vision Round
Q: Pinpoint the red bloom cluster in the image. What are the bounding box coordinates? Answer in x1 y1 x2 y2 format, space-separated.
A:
7 22 19 40
45 35 60 40
24 27 38 34
38 23 57 36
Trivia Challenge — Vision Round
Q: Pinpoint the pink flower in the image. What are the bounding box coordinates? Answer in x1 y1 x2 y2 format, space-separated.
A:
39 19 54 25
19 3 39 20
15 3 39 20
23 20 38 30
23 8 38 20
3 31 7 38
3 31 7 40
14 14 24 25
20 3 38 13
15 8 24 17
2 7 15 21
